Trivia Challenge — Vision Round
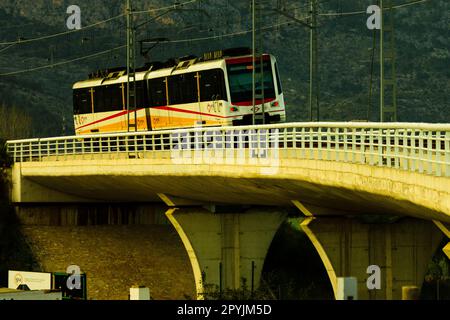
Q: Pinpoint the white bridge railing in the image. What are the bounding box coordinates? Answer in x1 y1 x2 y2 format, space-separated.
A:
5 122 450 177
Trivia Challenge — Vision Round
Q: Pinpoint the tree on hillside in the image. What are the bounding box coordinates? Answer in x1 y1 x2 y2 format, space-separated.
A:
0 104 33 141
0 104 33 168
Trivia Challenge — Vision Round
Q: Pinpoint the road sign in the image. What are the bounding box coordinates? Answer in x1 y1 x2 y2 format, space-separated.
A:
8 271 52 290
444 243 450 260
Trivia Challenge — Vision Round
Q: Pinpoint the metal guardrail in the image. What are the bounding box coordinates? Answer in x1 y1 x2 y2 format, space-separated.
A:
5 122 450 177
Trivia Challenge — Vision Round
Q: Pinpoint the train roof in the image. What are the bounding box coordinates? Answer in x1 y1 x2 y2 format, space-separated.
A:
73 58 225 89
73 48 273 90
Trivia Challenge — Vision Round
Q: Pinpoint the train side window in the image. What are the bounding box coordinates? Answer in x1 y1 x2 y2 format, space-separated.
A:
135 81 148 107
168 73 197 105
148 77 167 107
94 86 105 112
125 81 146 109
102 85 113 112
200 69 227 102
73 90 80 115
73 89 92 114
109 84 122 111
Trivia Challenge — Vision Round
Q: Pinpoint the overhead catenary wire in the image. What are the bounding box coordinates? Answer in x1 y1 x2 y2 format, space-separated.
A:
141 16 310 44
0 0 431 76
0 16 310 77
131 0 201 15
0 14 126 46
319 0 429 17
0 0 428 49
0 45 126 76
0 0 201 46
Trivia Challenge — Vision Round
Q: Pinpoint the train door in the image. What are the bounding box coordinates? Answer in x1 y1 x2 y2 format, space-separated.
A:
164 77 171 128
147 77 170 130
198 69 227 126
88 87 99 133
195 72 203 126
119 83 127 131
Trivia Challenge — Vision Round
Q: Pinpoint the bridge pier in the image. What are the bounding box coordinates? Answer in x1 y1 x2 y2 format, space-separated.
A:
299 215 443 300
164 206 287 299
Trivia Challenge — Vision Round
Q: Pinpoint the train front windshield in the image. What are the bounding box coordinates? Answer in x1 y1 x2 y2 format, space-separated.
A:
226 59 276 104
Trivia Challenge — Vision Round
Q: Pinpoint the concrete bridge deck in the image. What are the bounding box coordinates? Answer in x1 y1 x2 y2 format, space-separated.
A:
10 150 450 223
7 122 450 223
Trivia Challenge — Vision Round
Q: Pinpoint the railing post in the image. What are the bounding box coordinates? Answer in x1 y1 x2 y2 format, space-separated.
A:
64 139 68 160
301 127 305 159
134 134 138 158
54 140 58 161
38 140 42 161
152 133 156 152
344 128 348 163
412 129 418 171
13 143 17 163
386 129 391 167
27 142 32 162
427 131 433 175
317 127 322 160
283 127 288 158
291 127 296 159
326 127 331 161
436 131 442 177
418 130 424 173
369 128 374 165
351 128 356 163
377 128 383 166
394 129 399 169
445 131 450 177
403 129 409 171
107 136 111 154
360 128 366 164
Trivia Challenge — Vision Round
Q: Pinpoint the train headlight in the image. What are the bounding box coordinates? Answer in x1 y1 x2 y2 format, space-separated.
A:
230 107 239 112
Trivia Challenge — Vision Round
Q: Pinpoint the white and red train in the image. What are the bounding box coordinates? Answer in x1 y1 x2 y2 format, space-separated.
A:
72 48 286 135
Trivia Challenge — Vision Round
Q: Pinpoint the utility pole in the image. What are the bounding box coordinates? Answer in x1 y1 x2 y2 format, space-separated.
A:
252 0 256 125
259 0 265 124
251 0 267 125
272 5 316 121
309 0 319 122
126 0 137 132
380 0 397 122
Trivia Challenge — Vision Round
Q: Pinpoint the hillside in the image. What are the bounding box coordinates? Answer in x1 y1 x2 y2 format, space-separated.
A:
0 0 448 137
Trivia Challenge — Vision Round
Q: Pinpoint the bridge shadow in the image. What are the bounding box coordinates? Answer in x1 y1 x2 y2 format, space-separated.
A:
261 216 334 300
1 142 38 286
0 196 40 288
262 215 450 300
421 238 450 300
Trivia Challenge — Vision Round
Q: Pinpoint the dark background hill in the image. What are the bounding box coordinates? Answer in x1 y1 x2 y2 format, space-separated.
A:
0 0 448 137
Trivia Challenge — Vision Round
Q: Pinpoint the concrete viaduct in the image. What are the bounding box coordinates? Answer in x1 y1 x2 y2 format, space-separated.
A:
5 122 450 299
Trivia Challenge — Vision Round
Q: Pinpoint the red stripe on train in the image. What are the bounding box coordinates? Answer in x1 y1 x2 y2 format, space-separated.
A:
154 106 241 119
225 55 270 65
76 106 285 131
75 109 143 130
233 98 276 107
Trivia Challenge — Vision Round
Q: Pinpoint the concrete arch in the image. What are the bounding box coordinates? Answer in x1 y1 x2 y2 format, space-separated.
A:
300 216 444 300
